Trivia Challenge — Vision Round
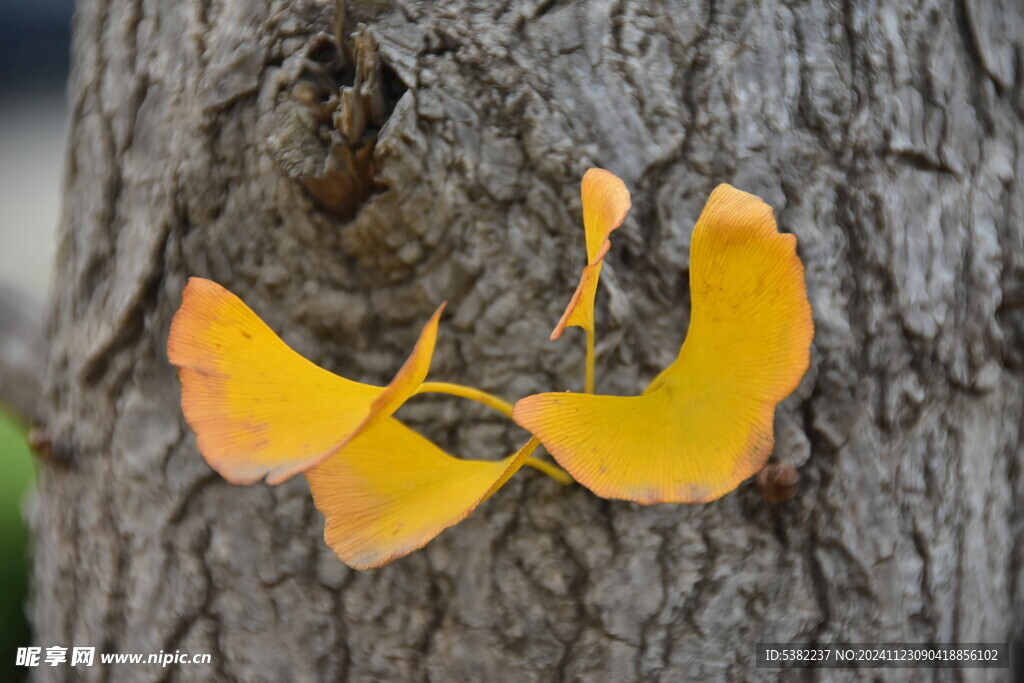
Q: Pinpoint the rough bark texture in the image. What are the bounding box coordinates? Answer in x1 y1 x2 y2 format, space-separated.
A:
31 0 1024 680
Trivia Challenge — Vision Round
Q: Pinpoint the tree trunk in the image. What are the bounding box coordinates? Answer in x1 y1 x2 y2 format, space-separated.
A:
31 0 1024 680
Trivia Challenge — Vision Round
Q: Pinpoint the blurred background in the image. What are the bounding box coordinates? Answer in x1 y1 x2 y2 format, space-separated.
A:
0 0 72 679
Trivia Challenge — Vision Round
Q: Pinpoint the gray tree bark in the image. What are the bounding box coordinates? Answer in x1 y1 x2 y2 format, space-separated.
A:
30 0 1024 680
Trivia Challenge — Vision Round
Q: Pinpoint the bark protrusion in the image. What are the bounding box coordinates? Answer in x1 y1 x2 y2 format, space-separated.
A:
27 426 73 468
755 461 800 505
267 26 407 219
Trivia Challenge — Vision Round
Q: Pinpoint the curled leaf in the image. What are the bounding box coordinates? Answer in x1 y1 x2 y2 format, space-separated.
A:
551 168 631 340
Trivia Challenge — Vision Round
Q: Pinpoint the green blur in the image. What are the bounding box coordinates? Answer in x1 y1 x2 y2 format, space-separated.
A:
0 408 34 681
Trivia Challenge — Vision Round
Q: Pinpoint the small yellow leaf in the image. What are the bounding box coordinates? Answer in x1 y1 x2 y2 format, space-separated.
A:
552 169 631 339
550 240 609 341
581 168 631 263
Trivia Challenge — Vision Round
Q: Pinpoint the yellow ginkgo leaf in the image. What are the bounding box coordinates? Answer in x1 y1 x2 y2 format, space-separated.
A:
550 168 631 341
514 184 813 504
167 277 443 485
307 422 538 569
581 168 631 262
550 239 610 341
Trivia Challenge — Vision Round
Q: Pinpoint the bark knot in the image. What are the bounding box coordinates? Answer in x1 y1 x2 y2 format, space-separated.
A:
267 26 407 219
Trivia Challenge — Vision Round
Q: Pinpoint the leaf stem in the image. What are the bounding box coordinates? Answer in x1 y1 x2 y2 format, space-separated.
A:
415 381 514 417
524 456 574 485
585 327 596 394
412 381 572 485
